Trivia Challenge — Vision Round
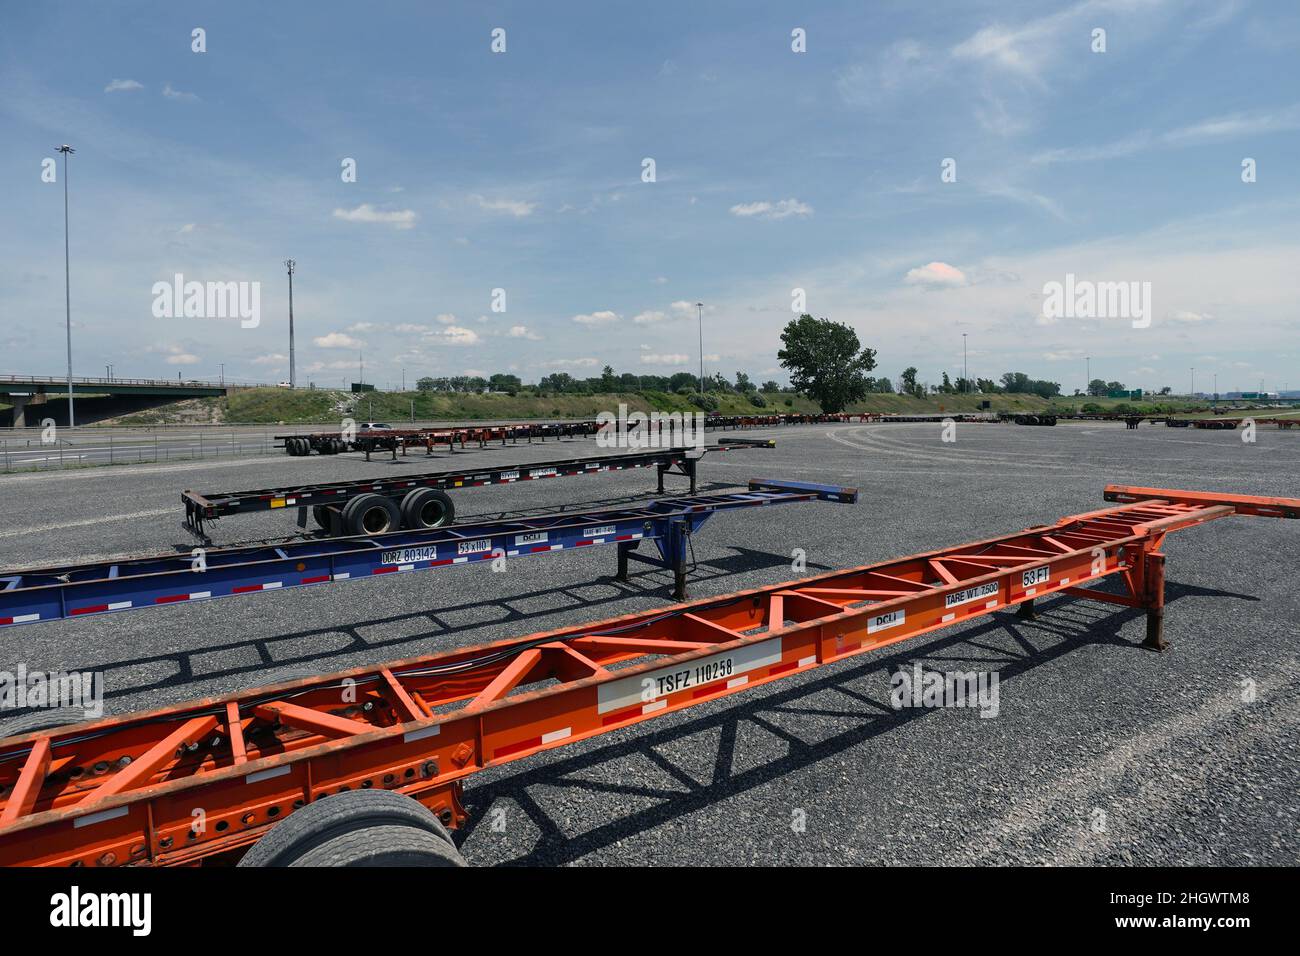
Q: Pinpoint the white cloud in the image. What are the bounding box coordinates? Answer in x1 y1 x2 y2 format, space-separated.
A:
508 325 541 340
632 310 668 325
640 353 692 366
347 322 377 332
470 195 538 217
433 326 480 346
166 352 199 365
104 79 143 93
251 353 287 364
572 310 619 325
394 323 431 334
332 203 417 229
539 357 600 368
436 313 456 325
904 261 969 287
162 82 199 102
314 332 364 349
1168 310 1213 324
729 198 813 220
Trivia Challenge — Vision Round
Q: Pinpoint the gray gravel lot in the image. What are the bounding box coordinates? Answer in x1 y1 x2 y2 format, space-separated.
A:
1 421 1296 865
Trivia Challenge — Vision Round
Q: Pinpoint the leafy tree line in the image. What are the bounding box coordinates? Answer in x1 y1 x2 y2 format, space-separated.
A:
416 366 784 398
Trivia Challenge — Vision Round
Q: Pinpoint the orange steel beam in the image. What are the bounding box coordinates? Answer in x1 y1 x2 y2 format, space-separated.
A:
0 486 1294 867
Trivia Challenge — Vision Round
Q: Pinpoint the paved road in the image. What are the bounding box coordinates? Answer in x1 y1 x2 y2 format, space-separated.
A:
1 421 1296 865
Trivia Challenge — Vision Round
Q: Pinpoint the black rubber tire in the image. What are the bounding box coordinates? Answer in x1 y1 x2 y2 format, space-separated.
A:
284 438 297 456
400 488 456 529
0 706 89 739
237 789 455 867
312 505 335 531
335 438 348 454
342 493 401 536
288 824 467 867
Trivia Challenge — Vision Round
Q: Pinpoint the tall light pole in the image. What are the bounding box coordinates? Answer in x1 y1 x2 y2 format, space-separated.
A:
962 333 968 394
696 302 705 393
1085 356 1090 396
57 144 75 426
1190 367 1195 398
284 259 296 389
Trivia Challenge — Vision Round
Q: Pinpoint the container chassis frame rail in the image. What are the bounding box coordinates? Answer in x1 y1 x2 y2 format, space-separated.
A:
0 478 857 629
181 439 775 540
0 484 1294 867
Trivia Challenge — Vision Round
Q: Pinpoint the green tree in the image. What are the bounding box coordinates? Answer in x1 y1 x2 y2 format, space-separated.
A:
1087 378 1107 397
777 315 877 413
899 367 922 398
760 380 781 393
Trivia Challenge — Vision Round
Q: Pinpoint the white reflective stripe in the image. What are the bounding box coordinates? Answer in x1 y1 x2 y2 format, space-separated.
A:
549 545 563 551
333 573 351 580
985 600 998 609
1060 577 1071 585
941 612 956 623
726 675 749 689
245 765 291 785
1025 587 1037 596
403 724 441 743
590 538 606 545
540 727 572 744
107 601 132 611
263 582 283 590
398 564 415 571
642 699 667 714
797 655 817 668
13 613 40 624
190 591 212 600
452 557 468 564
507 550 519 557
74 806 129 828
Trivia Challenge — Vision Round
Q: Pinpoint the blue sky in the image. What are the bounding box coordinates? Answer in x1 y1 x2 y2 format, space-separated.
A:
2 0 1297 393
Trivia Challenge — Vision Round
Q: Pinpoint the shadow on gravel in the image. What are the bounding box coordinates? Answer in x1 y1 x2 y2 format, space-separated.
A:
454 580 1256 865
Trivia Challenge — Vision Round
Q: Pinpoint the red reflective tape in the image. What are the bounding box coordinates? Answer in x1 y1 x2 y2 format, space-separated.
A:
300 575 330 584
768 661 798 677
155 594 189 604
430 558 454 566
615 534 635 541
577 540 594 546
71 604 108 615
601 706 643 727
372 566 398 575
493 736 543 759
231 584 263 594
692 685 723 699
530 545 550 553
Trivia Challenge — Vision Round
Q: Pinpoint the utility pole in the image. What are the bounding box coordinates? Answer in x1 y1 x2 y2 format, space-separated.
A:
1085 356 1090 396
58 144 75 427
1190 367 1195 398
284 259 296 388
220 363 225 386
962 333 968 394
359 352 364 387
696 302 705 393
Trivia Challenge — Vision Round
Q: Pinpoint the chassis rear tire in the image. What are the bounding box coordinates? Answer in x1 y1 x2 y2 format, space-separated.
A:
342 493 401 536
237 789 456 867
0 706 90 740
400 488 455 529
289 824 466 867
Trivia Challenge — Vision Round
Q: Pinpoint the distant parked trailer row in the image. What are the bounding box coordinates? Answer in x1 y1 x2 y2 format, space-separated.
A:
182 440 774 539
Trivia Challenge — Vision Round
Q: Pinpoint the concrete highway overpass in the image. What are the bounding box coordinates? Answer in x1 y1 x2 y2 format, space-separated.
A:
0 374 234 426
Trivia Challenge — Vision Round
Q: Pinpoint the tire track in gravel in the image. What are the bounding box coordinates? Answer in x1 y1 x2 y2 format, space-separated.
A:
971 666 1300 864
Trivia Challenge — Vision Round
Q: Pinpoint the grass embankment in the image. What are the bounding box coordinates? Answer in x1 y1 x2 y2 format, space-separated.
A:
100 387 1295 426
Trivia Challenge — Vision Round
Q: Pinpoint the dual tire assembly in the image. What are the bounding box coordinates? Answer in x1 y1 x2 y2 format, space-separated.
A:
313 487 456 537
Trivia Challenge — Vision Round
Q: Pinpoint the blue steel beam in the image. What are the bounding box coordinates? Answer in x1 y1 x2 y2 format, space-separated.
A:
0 479 857 628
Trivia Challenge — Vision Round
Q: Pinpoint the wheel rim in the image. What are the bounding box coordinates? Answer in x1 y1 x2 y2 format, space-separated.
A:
361 507 392 534
418 499 448 527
